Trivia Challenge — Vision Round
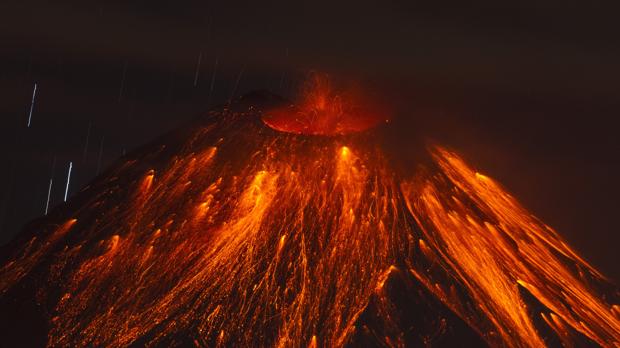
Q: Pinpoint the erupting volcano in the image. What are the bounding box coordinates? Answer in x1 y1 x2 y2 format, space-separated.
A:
0 77 618 347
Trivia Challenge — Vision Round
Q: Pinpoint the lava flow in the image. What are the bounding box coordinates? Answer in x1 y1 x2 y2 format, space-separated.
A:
0 82 618 347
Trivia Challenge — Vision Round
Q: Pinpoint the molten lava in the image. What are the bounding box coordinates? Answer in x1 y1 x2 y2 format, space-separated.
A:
262 74 388 135
0 86 618 347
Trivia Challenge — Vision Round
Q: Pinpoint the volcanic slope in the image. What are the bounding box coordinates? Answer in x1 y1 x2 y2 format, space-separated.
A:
0 92 618 347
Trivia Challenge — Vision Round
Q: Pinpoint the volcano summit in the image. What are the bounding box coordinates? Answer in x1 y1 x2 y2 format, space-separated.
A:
0 86 618 347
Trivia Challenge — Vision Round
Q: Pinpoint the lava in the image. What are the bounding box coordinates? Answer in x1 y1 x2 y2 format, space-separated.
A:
401 148 620 347
0 89 618 347
262 73 388 135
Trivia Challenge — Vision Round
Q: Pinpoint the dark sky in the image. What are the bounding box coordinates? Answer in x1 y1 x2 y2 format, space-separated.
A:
0 0 619 280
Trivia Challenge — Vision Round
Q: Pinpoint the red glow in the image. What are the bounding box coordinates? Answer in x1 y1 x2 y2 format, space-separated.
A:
262 74 388 135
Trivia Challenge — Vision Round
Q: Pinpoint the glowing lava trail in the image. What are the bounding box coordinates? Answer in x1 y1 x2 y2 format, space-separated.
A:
401 148 620 347
0 83 618 347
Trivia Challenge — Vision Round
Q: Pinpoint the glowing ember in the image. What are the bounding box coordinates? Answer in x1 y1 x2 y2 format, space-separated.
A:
262 73 388 135
0 92 618 347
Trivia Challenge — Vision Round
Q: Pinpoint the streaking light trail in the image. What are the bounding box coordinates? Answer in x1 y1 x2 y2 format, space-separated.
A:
27 82 37 127
63 161 72 202
44 178 53 215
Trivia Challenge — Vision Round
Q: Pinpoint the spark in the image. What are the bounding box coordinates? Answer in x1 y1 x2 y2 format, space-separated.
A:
27 82 37 127
63 162 72 202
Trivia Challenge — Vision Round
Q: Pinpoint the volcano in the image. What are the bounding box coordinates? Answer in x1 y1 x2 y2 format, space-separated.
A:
0 82 618 347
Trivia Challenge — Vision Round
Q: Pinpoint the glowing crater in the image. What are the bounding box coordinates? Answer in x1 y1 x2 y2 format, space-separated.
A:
262 74 388 135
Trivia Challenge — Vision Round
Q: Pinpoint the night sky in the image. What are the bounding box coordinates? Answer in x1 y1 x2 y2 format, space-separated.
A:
1 0 619 281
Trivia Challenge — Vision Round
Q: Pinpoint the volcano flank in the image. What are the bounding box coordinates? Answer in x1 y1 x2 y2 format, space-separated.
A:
0 89 618 347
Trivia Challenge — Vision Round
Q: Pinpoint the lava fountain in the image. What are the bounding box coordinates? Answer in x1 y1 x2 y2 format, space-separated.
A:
0 77 618 347
262 73 388 135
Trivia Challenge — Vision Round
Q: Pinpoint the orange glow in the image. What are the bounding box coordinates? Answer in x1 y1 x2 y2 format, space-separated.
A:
3 133 403 347
262 73 388 135
0 103 617 347
0 218 77 294
401 148 620 347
